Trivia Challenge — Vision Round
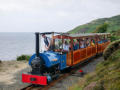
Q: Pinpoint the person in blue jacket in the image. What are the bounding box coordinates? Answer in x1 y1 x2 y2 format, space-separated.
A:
74 39 79 50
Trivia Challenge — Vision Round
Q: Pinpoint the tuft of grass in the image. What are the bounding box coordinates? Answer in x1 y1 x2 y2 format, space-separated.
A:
17 55 31 61
14 65 19 68
69 85 82 90
68 78 85 90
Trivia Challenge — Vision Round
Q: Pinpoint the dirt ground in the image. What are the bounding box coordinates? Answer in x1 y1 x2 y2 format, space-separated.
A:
0 60 31 90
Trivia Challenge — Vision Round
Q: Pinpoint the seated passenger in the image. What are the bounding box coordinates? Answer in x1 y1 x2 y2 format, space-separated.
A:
63 41 69 51
80 40 85 48
73 39 79 50
86 38 90 47
102 39 108 42
91 39 95 46
98 38 103 44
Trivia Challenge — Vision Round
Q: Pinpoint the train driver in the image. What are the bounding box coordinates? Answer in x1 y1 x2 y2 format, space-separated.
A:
42 34 52 51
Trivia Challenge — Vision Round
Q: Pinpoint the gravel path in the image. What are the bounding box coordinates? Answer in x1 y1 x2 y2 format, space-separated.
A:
49 56 104 90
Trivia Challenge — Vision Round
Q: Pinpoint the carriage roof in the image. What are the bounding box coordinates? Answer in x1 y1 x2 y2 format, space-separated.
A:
53 33 110 39
68 33 110 37
36 32 110 39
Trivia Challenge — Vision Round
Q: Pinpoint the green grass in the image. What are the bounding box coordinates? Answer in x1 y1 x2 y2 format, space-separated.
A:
87 49 120 90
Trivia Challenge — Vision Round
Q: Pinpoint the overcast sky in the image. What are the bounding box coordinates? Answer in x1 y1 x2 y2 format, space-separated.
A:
0 0 120 32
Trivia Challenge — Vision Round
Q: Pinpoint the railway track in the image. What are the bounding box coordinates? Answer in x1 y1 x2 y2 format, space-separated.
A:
21 55 100 90
21 68 78 90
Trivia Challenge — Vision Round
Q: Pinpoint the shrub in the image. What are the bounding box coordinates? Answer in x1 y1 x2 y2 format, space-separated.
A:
93 23 108 33
110 35 120 42
17 55 31 61
103 39 120 60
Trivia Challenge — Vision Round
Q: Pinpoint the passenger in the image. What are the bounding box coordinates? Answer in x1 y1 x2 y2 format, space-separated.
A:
91 39 95 46
98 38 103 44
55 41 59 50
42 34 52 51
63 41 69 51
103 38 108 43
86 38 90 47
73 39 79 50
80 39 85 48
105 39 108 42
69 40 73 51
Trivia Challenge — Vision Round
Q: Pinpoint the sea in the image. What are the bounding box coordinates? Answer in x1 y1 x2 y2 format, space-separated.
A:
0 32 36 61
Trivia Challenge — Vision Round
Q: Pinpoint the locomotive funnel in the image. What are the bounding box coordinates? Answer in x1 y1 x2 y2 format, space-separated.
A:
35 32 39 57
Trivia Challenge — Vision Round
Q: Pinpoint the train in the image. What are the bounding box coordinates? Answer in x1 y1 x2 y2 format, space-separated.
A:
22 32 110 85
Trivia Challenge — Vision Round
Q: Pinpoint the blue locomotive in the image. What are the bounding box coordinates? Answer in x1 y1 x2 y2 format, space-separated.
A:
22 32 68 85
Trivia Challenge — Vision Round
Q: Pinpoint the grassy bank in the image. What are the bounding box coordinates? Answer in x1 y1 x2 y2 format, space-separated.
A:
70 43 120 90
17 55 31 61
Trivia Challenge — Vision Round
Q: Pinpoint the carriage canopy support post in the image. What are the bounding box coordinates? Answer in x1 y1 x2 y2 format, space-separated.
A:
35 32 39 57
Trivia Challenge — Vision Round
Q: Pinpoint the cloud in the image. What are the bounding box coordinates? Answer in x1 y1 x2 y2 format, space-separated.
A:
57 11 68 17
0 0 120 32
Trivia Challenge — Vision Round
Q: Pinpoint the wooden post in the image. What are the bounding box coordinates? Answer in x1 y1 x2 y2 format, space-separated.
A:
52 32 55 50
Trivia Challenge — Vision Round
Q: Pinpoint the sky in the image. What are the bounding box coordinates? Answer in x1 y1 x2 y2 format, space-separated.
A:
0 0 120 32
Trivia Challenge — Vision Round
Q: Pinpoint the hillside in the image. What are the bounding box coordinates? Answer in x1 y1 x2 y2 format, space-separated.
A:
69 15 120 33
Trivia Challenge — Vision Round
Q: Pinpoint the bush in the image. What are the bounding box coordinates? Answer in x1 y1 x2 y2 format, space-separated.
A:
103 39 120 60
17 55 31 61
93 23 108 33
110 29 120 42
110 35 120 42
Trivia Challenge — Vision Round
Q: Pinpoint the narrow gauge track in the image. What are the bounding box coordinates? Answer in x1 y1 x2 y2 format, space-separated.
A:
21 55 101 90
21 68 78 90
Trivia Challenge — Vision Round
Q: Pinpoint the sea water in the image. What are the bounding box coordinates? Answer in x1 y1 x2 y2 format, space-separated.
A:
0 32 35 61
